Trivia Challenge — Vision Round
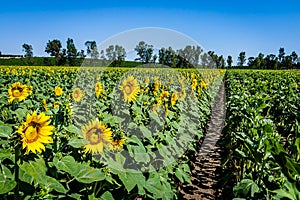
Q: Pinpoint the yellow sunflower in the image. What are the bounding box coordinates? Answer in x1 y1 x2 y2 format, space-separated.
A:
171 92 178 106
54 86 63 96
95 82 104 98
119 76 140 103
110 136 126 150
42 99 48 111
8 82 29 104
200 80 207 89
27 85 33 94
82 120 112 154
72 88 84 102
191 79 197 90
159 91 169 101
17 111 54 154
53 101 60 108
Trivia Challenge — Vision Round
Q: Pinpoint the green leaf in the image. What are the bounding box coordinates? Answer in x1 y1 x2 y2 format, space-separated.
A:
68 138 88 148
53 156 80 177
140 125 152 139
14 108 27 122
0 125 13 138
118 170 145 192
0 175 16 194
76 167 105 184
45 176 67 193
64 125 82 136
100 191 114 200
19 157 47 184
233 179 259 197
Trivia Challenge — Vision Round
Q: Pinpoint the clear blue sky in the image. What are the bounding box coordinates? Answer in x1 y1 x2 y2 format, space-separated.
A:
1 0 300 63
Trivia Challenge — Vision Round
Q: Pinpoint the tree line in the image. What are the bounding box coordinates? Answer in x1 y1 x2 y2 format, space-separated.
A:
2 38 300 69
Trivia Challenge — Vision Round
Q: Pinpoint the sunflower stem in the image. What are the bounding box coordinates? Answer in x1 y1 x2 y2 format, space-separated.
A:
14 146 20 200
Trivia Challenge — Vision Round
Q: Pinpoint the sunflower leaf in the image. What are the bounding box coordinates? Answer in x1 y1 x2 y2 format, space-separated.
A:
0 125 13 138
64 125 82 137
0 174 16 194
68 138 88 148
75 167 105 184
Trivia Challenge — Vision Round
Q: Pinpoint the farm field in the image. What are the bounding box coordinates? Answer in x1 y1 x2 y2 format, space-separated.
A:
0 66 299 199
0 65 225 199
222 70 300 199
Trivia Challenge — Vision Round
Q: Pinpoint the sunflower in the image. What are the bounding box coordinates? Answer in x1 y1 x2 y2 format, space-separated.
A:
17 111 54 154
8 82 29 103
42 99 48 111
82 120 112 154
191 79 197 90
200 80 207 89
95 82 104 97
110 136 126 150
119 76 140 103
53 101 60 108
159 91 169 101
27 85 33 94
171 92 178 106
72 88 84 102
54 86 63 96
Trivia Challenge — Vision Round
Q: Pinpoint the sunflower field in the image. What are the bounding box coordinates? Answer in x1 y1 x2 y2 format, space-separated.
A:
222 70 300 199
0 65 225 199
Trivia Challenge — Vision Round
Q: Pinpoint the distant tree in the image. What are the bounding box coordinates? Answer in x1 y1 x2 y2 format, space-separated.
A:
45 39 63 65
66 38 78 66
207 51 218 68
22 43 33 58
134 41 153 63
227 55 233 68
178 45 202 67
278 47 285 63
158 48 166 65
219 55 225 69
77 50 86 59
291 51 298 65
85 41 99 59
106 45 126 67
237 51 246 67
248 57 255 67
152 54 158 63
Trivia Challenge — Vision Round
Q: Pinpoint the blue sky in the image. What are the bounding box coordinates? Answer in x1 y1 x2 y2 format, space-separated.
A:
1 0 300 63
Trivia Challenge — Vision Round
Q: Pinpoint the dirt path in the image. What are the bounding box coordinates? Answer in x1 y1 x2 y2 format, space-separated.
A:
179 82 226 200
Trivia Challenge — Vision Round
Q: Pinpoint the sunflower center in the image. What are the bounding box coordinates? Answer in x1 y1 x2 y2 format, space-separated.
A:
87 128 104 145
24 126 39 143
124 85 132 94
12 87 23 97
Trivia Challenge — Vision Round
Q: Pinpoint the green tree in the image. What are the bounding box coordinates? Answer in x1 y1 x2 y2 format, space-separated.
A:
106 45 126 67
45 39 63 65
291 51 298 65
278 47 285 63
85 41 99 59
134 41 153 63
227 55 233 68
237 51 246 67
22 43 33 58
66 38 78 66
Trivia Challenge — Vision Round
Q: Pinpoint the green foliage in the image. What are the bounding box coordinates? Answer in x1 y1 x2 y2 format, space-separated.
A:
223 70 300 199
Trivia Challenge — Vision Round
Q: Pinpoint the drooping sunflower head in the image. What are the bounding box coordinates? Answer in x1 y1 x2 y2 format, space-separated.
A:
72 88 84 102
171 92 178 106
42 99 48 111
54 86 63 96
110 135 126 150
82 120 112 154
8 82 29 104
95 82 104 98
119 76 140 103
17 111 54 154
53 101 60 109
191 79 197 90
159 91 169 101
200 80 207 89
